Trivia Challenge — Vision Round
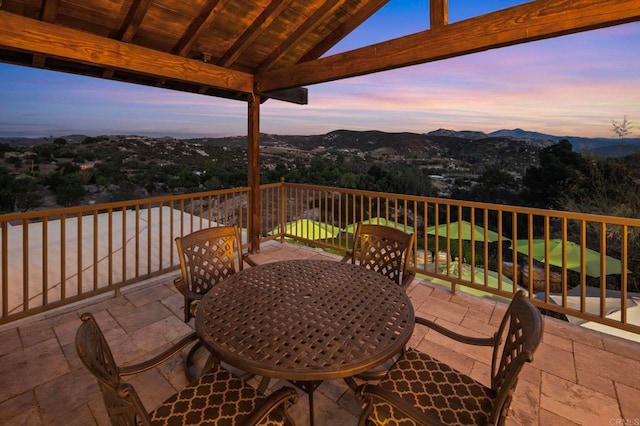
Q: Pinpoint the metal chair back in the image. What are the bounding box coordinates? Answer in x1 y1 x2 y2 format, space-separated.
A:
349 223 415 288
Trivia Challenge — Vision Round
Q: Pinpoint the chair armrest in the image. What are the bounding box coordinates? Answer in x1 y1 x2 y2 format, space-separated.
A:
243 386 300 425
357 384 443 425
416 317 495 346
242 253 259 268
119 332 199 376
173 276 188 296
173 277 203 301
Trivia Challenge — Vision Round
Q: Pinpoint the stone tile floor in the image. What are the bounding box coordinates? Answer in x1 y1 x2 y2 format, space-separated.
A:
1 240 639 425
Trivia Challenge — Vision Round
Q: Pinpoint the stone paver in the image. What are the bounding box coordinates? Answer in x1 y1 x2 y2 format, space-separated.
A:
0 240 639 425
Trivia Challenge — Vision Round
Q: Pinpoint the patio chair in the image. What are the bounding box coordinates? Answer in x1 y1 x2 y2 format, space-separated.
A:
174 225 257 323
75 312 299 426
356 290 543 426
342 222 416 289
341 222 415 390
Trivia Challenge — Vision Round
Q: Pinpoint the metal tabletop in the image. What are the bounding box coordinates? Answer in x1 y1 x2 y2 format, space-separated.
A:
195 259 415 383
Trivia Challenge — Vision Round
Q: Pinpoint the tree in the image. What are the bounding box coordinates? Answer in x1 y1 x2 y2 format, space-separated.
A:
13 175 41 211
54 174 85 206
611 115 633 140
611 115 634 156
520 140 589 209
0 166 16 212
454 168 519 205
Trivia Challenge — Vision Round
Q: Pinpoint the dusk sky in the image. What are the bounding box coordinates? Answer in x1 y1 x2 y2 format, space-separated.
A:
1 1 638 139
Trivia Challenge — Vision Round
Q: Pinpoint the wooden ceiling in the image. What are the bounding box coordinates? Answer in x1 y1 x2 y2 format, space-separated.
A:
0 0 639 104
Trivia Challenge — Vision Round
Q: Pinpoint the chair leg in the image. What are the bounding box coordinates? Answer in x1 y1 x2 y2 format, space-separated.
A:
344 376 359 392
184 340 203 382
185 341 220 381
256 376 271 395
203 351 219 373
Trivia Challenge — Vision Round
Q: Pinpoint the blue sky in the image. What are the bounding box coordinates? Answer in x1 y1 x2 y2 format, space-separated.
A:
0 1 638 139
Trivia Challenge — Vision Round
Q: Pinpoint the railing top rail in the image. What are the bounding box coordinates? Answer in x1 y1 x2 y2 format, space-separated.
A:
0 187 251 222
282 182 640 226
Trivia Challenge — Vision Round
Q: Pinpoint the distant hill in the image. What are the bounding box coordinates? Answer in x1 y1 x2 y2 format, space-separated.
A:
427 129 488 140
486 128 640 157
0 134 89 146
2 128 639 158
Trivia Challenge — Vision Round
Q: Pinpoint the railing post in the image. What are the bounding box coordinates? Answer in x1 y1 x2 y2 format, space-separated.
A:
248 94 261 252
280 178 286 242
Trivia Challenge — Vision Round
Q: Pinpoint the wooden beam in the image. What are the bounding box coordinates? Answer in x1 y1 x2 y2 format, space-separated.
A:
116 0 154 42
218 0 293 68
172 0 224 56
0 11 254 94
104 0 154 78
260 87 308 105
32 0 60 68
257 0 640 92
256 0 344 73
298 0 389 63
39 0 59 22
430 0 448 28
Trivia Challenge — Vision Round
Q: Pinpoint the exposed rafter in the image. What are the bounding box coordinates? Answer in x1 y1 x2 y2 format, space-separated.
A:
0 11 254 94
217 0 294 68
256 0 344 73
116 0 153 42
257 0 640 92
104 0 154 78
32 0 60 68
297 0 389 63
172 0 224 56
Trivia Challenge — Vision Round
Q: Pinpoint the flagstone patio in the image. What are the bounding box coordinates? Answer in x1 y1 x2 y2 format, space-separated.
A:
1 240 639 425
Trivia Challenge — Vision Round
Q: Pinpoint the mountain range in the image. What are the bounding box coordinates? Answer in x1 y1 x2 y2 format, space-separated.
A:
428 128 640 157
2 128 639 157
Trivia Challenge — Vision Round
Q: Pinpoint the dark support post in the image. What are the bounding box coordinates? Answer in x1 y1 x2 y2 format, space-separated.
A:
248 94 261 252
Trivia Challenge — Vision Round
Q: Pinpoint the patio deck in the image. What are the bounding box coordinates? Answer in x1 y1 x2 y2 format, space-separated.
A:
1 240 639 425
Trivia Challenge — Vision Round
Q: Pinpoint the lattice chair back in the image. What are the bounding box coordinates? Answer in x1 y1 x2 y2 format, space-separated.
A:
489 291 544 424
351 223 415 288
75 313 148 425
175 225 245 321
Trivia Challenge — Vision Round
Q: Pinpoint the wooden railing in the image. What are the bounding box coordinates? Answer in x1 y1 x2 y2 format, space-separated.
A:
0 188 249 324
264 182 640 337
2 181 640 340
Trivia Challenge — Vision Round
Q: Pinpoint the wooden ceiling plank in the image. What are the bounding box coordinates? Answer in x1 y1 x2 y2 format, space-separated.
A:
39 0 59 22
298 0 389 64
0 11 254 94
172 0 224 56
104 0 154 78
430 0 447 28
218 0 293 68
117 0 154 42
256 0 344 73
257 0 640 92
33 0 60 67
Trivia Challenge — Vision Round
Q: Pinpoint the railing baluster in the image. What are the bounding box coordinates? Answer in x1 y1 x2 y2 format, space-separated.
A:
60 214 66 302
22 218 28 311
43 218 48 305
77 213 82 297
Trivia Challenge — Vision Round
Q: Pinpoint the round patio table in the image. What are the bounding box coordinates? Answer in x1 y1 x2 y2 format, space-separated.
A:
195 259 415 425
